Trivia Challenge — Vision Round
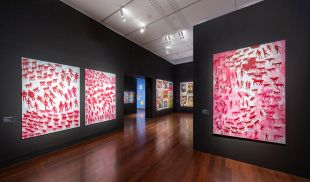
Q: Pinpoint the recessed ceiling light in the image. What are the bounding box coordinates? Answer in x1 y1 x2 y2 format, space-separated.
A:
165 45 172 49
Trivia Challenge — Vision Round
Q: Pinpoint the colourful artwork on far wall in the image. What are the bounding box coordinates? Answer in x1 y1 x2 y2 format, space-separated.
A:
21 57 80 139
85 69 116 125
213 40 286 144
124 91 129 103
180 82 193 107
156 79 173 111
124 91 135 104
129 91 135 103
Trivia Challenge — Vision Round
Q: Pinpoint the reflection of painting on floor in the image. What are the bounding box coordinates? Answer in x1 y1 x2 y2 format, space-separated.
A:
22 58 80 139
156 79 173 110
180 82 193 107
213 40 286 144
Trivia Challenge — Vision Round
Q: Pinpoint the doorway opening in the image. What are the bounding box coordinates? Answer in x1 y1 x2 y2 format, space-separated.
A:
124 74 153 119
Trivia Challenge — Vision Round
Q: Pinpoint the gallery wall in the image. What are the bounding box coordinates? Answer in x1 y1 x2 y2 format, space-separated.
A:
193 0 310 178
124 75 136 115
174 62 194 112
0 0 174 167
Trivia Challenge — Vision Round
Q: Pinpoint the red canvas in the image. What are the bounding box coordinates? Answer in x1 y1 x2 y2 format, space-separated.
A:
22 58 80 139
213 40 286 144
85 69 116 125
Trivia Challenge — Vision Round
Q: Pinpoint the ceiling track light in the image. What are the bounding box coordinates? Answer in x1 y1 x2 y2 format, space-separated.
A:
165 48 170 55
165 45 172 55
120 7 126 22
140 26 145 33
164 35 171 43
178 30 184 39
120 7 124 18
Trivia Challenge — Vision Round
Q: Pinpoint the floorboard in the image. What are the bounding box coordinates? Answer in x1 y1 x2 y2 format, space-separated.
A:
0 111 308 182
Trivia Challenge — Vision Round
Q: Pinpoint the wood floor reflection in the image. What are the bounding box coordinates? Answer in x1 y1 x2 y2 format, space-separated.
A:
0 111 308 182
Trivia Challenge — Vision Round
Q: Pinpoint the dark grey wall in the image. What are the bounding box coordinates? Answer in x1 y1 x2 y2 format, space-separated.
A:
124 75 136 115
193 0 310 178
0 0 174 167
174 62 194 112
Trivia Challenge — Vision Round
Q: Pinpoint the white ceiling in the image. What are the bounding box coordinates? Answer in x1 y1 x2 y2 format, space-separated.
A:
60 0 263 65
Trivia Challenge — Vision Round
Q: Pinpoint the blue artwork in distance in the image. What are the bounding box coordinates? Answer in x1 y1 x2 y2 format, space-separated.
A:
136 78 145 109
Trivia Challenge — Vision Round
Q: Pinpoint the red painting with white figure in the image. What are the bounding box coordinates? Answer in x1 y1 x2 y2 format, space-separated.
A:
22 58 80 139
213 40 286 144
85 69 116 125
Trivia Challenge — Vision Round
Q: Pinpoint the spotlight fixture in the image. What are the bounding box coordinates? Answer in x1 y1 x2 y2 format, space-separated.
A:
165 48 170 55
178 30 184 39
120 7 126 22
140 26 145 33
165 45 171 55
164 35 171 43
120 8 124 18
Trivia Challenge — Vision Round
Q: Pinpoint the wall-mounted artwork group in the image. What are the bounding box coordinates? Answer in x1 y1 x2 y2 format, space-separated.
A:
22 58 80 139
124 91 135 104
156 79 173 111
22 57 117 139
213 40 286 144
85 69 116 125
180 82 193 107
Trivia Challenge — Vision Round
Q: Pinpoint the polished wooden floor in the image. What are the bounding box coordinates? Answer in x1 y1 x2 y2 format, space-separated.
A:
0 111 308 182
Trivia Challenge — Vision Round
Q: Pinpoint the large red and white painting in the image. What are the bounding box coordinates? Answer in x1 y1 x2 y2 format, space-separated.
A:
22 58 80 139
213 40 286 144
85 69 116 125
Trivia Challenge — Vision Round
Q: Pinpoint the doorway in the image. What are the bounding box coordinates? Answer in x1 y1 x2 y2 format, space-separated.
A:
123 74 153 118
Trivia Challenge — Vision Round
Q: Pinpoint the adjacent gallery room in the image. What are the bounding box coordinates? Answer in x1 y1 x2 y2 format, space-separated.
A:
0 0 309 181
